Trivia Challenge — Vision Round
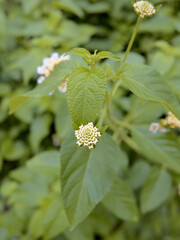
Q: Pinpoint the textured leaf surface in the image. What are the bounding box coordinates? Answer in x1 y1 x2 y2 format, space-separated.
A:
140 168 172 213
121 63 180 119
60 132 121 228
66 66 106 125
97 51 121 61
131 127 180 173
69 48 90 57
103 178 139 221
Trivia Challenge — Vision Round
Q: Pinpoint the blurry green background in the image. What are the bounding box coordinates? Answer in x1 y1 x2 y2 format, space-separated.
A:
0 0 180 239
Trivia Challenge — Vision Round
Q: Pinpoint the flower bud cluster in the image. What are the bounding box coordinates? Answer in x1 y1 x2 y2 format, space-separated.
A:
133 1 156 18
161 112 180 129
149 112 180 134
36 52 70 94
75 122 101 150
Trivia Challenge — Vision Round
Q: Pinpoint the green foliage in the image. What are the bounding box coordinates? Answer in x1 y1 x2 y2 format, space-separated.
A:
103 178 139 221
1 0 180 239
120 63 180 119
140 167 172 213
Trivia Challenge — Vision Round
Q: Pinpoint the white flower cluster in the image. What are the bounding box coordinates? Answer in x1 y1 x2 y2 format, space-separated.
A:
36 52 70 94
133 1 156 18
149 112 180 134
75 122 101 150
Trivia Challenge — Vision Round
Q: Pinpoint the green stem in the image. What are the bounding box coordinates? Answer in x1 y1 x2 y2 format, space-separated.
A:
122 16 142 63
98 106 106 128
98 16 142 128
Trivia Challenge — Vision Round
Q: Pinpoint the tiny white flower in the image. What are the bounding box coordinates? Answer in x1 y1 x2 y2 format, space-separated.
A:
149 122 159 133
51 52 59 60
75 122 101 150
37 76 45 84
37 65 50 77
133 1 156 18
58 79 68 93
57 53 71 64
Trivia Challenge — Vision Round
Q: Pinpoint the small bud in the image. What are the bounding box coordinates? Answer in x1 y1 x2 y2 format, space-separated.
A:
133 1 156 18
75 122 101 150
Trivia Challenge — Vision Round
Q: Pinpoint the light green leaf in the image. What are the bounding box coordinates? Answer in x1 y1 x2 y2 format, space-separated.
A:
27 151 60 178
53 0 84 18
127 160 151 190
9 96 30 115
131 127 180 173
29 194 68 239
61 132 121 228
66 66 106 125
103 178 139 222
140 168 172 213
97 51 121 61
69 48 91 58
121 63 180 119
29 114 52 153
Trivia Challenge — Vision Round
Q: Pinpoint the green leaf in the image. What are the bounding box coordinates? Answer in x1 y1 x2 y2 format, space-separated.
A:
103 178 139 222
53 0 84 18
29 194 68 239
120 63 180 119
29 114 52 153
131 127 180 173
127 160 151 190
140 167 172 214
97 51 121 61
66 66 106 125
68 48 91 58
9 96 30 115
60 132 121 228
27 151 60 178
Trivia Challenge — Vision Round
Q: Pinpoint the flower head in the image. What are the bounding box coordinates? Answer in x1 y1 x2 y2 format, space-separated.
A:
133 1 156 18
149 122 159 133
75 122 101 150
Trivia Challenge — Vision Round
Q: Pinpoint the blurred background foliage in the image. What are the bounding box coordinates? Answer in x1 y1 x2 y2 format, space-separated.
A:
0 0 180 239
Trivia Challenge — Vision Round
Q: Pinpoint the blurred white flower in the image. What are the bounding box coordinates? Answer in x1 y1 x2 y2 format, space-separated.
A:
75 122 101 150
58 79 68 93
149 122 159 133
36 52 71 95
133 1 156 18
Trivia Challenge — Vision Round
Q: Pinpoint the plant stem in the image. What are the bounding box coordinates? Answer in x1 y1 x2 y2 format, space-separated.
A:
98 16 142 128
122 16 142 63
